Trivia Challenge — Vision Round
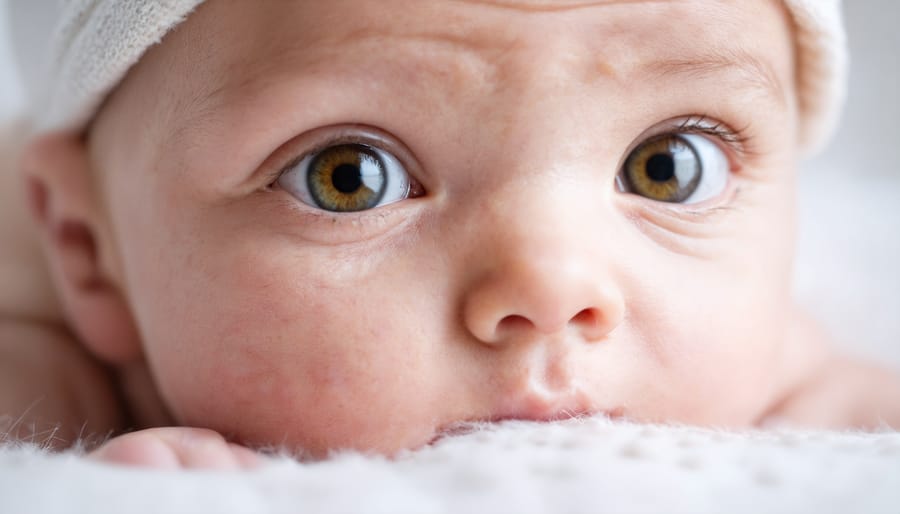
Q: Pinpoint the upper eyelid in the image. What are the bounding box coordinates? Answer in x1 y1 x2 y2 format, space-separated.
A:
676 115 752 158
617 115 751 173
264 125 427 188
673 115 748 151
266 131 368 185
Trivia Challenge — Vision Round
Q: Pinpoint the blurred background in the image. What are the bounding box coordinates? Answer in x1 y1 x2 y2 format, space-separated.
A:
0 1 898 363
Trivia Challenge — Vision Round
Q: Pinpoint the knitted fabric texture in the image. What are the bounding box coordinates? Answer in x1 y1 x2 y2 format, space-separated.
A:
784 0 848 155
32 0 846 155
36 0 204 132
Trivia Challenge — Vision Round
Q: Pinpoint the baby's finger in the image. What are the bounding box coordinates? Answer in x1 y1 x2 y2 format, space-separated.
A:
89 427 263 470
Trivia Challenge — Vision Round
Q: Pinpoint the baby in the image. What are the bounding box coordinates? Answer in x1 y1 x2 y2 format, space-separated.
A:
2 0 899 469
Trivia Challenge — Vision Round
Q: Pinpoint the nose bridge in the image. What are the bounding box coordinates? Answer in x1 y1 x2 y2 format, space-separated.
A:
481 184 598 284
453 39 625 346
472 34 611 187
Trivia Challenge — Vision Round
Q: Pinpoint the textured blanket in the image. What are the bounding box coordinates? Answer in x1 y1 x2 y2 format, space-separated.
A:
2 418 899 514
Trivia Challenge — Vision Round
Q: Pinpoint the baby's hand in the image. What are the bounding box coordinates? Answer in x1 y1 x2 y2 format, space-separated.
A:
89 427 263 470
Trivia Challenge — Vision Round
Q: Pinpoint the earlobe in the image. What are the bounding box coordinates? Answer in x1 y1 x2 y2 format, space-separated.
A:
20 133 142 364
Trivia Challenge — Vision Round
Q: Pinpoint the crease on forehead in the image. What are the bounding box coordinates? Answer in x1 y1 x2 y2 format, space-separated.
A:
160 0 791 148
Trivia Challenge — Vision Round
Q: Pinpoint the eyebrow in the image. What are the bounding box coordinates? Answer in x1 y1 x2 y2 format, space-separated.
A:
641 47 788 107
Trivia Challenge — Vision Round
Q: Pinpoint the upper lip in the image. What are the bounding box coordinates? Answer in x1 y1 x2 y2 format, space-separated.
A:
490 386 596 421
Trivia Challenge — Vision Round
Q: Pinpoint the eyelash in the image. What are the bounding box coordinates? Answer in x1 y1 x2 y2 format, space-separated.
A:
673 115 752 159
265 131 375 189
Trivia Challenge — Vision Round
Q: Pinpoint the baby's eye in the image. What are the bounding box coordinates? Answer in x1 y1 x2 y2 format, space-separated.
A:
619 133 729 204
278 143 416 212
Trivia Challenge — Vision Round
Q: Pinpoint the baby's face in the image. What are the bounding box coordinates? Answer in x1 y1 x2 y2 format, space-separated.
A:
89 0 799 455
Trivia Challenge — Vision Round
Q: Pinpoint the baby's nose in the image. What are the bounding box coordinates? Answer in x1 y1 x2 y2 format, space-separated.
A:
461 229 625 346
463 261 624 345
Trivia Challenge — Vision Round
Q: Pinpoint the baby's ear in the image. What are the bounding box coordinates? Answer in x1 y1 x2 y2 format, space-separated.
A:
20 132 141 364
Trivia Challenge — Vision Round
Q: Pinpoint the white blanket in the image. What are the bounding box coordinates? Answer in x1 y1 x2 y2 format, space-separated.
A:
1 170 898 513
2 418 899 514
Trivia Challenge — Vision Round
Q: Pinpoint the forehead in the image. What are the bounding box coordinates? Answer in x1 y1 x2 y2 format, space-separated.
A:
177 0 791 80
109 0 794 171
174 1 787 97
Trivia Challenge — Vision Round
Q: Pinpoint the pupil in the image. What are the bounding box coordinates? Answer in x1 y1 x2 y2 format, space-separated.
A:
331 164 363 193
646 154 675 182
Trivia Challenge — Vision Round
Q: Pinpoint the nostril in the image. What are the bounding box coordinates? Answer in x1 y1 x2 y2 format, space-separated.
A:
571 308 598 327
497 309 600 339
572 307 617 342
497 314 535 336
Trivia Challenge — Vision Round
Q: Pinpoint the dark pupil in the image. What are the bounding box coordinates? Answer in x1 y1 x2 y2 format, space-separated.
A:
645 154 675 182
331 163 363 193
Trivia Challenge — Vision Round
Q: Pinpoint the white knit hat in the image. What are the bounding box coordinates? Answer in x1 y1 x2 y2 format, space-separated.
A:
784 0 849 155
29 0 847 156
34 0 205 133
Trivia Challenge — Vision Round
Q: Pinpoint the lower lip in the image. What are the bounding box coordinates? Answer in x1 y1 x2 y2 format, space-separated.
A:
430 408 626 443
490 406 624 423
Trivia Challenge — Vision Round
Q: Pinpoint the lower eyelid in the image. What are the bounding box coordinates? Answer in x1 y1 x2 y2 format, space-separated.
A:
640 182 741 224
268 188 420 243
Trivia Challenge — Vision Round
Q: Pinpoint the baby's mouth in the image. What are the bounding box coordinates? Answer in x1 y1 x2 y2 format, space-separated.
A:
426 382 625 446
428 404 626 446
490 385 605 422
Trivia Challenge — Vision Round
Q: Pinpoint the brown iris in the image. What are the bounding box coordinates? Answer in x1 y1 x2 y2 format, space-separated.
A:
307 144 387 212
623 134 702 203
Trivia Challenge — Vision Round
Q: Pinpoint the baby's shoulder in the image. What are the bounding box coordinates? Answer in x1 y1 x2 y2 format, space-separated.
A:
772 354 900 430
765 311 900 430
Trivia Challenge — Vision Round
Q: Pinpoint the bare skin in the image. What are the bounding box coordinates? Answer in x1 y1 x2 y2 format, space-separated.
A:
2 0 899 469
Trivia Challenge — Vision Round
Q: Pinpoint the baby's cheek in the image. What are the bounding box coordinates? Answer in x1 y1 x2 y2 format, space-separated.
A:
147 267 441 455
622 257 791 423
